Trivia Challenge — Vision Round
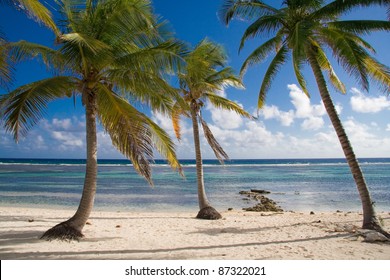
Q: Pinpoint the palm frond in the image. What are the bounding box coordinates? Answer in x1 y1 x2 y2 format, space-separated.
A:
258 45 289 109
314 42 346 93
205 93 252 119
219 0 278 25
9 41 65 71
199 115 229 164
292 50 310 98
171 101 189 140
362 55 390 93
0 76 78 141
96 84 182 184
60 33 112 55
0 35 13 89
15 0 59 34
290 20 312 97
114 39 187 75
314 0 389 20
320 28 371 91
106 69 177 115
205 67 244 90
240 34 283 76
187 39 228 70
328 20 390 36
239 14 283 50
103 0 158 38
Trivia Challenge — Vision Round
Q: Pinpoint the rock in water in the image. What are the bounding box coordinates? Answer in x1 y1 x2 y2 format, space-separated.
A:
250 189 271 194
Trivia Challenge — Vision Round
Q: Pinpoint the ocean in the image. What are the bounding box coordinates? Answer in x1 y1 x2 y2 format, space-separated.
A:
0 158 389 213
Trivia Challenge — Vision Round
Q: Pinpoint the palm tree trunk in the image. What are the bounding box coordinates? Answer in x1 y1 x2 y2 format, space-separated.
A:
307 48 387 235
41 92 98 240
190 101 210 210
190 101 222 220
68 92 98 228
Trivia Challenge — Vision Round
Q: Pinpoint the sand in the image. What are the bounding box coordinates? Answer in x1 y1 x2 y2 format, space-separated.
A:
0 206 389 260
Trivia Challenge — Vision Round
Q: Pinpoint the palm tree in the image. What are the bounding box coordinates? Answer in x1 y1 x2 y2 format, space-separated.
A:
0 0 185 240
172 39 251 219
220 0 390 236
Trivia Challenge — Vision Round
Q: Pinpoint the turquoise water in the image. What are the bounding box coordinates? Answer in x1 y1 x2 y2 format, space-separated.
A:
0 158 389 212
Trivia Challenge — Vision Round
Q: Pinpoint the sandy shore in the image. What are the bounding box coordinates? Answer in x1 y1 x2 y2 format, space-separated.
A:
0 206 389 260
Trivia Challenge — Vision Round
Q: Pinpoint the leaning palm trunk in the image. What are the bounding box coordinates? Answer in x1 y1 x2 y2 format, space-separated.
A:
41 93 98 240
190 101 222 220
307 49 388 237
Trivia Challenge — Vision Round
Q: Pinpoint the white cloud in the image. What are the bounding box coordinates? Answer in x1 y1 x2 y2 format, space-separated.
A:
350 87 390 113
260 105 295 126
2 82 390 160
52 118 72 130
259 84 327 131
288 84 326 118
51 131 84 148
209 106 244 129
301 117 324 131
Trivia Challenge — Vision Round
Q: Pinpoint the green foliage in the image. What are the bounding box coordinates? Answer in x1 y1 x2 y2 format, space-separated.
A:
173 39 251 163
0 0 186 182
221 0 390 108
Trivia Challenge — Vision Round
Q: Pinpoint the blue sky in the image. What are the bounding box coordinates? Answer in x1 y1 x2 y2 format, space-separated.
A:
0 0 389 159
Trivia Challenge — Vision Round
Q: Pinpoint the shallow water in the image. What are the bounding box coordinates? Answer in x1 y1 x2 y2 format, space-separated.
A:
0 158 389 212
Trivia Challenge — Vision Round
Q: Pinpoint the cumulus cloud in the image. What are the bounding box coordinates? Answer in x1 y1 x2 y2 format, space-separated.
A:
260 105 294 126
301 117 324 131
209 106 244 130
258 84 328 131
288 84 326 118
350 87 390 113
51 131 84 148
2 83 390 159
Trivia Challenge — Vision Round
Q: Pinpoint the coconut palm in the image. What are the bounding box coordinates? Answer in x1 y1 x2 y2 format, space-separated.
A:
172 39 251 219
220 0 390 236
0 0 185 240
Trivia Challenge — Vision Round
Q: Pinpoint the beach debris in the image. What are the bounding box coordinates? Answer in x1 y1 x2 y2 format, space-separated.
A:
333 224 359 233
116 225 121 228
310 211 315 215
228 208 233 211
28 219 34 223
240 190 283 212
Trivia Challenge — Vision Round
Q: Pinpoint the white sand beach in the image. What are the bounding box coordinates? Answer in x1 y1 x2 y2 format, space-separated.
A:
0 207 389 260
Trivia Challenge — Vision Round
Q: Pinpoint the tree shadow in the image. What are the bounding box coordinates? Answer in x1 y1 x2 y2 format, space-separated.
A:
0 232 352 260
